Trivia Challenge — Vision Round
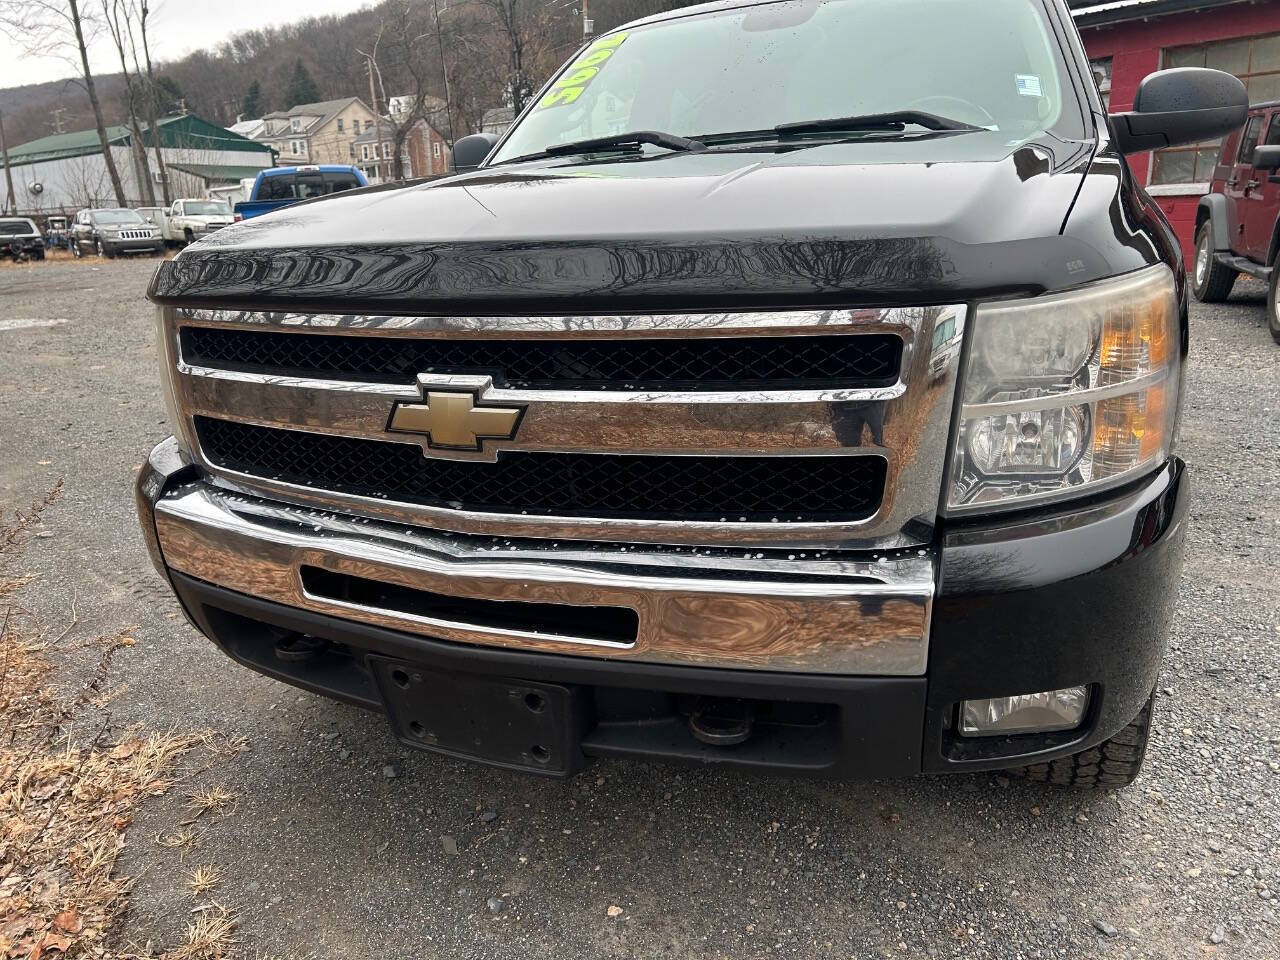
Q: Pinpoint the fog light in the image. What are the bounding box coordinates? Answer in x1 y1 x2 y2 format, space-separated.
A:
959 686 1089 737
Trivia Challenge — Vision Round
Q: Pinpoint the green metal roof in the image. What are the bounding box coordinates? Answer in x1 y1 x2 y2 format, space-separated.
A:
168 162 269 183
4 114 272 168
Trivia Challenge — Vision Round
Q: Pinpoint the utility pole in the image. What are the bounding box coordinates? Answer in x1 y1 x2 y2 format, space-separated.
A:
367 56 386 182
581 0 593 38
431 0 455 144
0 111 15 216
51 108 67 134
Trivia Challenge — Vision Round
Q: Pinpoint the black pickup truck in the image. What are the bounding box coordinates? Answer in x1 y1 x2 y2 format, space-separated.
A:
137 0 1244 789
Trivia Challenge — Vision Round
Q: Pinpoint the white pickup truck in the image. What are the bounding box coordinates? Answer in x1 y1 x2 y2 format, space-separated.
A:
137 199 234 247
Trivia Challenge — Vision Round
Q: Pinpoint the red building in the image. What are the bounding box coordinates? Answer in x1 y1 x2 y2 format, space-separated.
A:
1073 0 1280 258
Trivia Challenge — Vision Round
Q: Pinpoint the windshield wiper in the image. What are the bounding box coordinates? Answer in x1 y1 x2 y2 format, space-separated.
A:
774 110 985 137
543 129 707 157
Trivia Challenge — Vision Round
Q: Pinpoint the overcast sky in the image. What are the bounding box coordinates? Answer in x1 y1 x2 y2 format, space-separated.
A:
0 0 370 90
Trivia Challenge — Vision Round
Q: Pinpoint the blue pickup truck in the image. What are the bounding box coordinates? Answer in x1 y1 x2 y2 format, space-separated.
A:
233 165 368 221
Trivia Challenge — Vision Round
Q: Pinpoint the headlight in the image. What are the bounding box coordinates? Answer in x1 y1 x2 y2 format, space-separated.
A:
947 265 1179 513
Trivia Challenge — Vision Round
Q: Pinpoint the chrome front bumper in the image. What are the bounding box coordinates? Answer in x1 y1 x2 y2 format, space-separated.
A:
139 439 934 676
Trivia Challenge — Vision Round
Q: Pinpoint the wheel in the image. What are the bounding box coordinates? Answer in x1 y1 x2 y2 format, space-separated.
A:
34 251 45 261
1267 260 1280 344
1013 690 1154 789
183 229 194 246
1192 222 1237 302
96 238 114 259
71 238 83 259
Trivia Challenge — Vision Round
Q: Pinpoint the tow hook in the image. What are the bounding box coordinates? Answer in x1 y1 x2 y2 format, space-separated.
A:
689 698 755 747
273 633 329 663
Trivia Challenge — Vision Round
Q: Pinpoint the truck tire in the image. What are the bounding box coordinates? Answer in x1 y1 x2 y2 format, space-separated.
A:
1267 261 1280 344
1192 223 1237 303
1012 691 1154 789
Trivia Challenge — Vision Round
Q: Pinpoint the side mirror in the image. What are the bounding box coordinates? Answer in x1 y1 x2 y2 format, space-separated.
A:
1110 67 1248 155
1253 144 1280 171
452 133 499 172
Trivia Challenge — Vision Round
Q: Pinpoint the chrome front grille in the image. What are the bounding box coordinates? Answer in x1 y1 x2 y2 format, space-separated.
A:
163 306 967 548
118 229 152 240
179 326 903 390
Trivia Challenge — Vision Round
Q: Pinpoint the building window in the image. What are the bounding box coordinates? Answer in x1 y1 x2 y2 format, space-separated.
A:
361 144 370 161
1153 34 1280 185
337 118 345 133
1090 58 1112 111
290 140 304 156
433 141 441 158
290 117 303 133
382 140 392 158
353 120 361 135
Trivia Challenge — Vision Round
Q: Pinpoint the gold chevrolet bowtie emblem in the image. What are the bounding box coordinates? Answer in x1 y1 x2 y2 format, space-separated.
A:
387 391 524 452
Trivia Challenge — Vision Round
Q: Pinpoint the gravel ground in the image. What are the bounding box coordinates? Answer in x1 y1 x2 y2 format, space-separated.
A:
0 256 1277 960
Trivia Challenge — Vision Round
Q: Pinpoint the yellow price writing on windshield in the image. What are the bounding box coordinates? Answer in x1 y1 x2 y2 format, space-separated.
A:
538 32 629 109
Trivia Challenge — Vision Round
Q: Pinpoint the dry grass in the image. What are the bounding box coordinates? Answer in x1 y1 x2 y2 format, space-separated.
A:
156 828 203 859
0 248 177 271
0 485 235 959
183 787 238 822
185 867 222 899
165 905 238 960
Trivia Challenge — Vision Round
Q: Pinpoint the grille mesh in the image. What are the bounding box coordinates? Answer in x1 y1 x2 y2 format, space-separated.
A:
196 417 886 523
180 327 902 391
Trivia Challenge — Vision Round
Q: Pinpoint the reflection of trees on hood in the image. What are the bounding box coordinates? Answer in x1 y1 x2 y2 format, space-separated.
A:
158 232 966 309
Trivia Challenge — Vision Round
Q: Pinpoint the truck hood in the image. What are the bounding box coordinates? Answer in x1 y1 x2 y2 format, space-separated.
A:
151 142 1146 313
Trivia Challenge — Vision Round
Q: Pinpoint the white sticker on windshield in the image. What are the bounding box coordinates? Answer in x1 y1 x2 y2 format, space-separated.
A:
1016 74 1043 97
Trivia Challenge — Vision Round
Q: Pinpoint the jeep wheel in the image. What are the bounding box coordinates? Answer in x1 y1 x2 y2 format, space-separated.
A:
1192 223 1237 303
1267 260 1280 344
71 239 83 259
1013 690 1154 789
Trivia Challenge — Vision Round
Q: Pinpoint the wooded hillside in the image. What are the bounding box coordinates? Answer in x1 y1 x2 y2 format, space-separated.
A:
0 0 697 147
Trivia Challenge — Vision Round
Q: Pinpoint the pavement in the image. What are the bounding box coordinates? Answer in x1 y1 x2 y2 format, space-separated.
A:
0 255 1277 960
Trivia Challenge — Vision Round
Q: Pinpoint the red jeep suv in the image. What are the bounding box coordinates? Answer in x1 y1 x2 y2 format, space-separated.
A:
1193 100 1280 343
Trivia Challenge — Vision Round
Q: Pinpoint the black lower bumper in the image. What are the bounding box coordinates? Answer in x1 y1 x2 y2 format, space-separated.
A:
140 442 1188 780
107 241 165 256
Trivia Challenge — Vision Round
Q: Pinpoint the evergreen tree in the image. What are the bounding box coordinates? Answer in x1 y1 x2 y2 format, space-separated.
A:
286 60 320 108
242 80 263 119
153 75 185 115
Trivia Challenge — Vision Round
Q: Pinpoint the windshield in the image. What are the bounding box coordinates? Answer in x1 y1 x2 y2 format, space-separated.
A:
94 210 146 225
258 172 361 200
492 0 1080 164
0 219 36 235
185 201 231 216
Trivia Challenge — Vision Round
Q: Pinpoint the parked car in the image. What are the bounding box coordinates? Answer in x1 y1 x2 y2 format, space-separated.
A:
43 215 71 251
138 0 1246 789
0 217 46 261
1192 99 1280 343
71 208 164 259
139 199 235 247
233 165 367 221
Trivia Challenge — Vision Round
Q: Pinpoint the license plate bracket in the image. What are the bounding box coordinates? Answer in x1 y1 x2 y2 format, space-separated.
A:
369 656 587 776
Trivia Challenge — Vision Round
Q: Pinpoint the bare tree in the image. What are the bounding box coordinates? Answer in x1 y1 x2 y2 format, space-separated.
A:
102 0 155 204
0 0 128 205
0 109 16 214
135 0 171 204
361 1 452 181
475 0 552 114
